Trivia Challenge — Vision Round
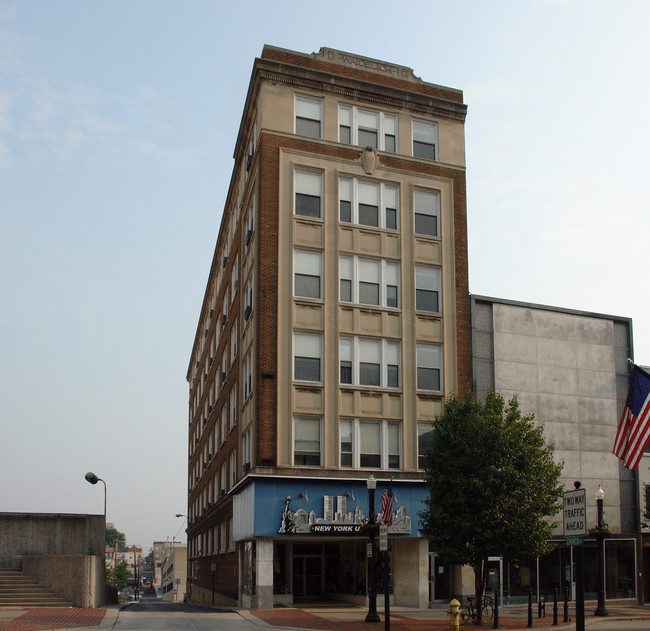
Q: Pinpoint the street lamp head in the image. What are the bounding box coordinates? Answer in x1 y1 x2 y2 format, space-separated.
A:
596 484 605 501
175 514 185 518
85 472 100 485
367 474 377 490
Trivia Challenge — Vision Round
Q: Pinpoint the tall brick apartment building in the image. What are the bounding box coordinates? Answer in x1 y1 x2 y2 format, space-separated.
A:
185 45 471 608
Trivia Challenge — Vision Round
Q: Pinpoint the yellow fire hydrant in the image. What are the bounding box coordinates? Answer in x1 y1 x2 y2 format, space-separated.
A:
448 598 460 630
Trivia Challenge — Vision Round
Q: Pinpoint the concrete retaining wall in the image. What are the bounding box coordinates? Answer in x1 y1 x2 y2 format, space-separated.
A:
23 555 105 608
0 512 105 567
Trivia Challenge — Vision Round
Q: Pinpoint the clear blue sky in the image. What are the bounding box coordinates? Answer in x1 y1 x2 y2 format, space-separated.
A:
1 1 648 549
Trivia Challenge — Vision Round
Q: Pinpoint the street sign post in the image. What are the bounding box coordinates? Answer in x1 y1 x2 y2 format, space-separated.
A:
564 484 586 631
379 524 388 552
563 488 587 537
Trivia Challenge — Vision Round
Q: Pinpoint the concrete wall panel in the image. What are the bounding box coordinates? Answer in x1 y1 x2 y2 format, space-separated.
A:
536 338 577 368
537 365 578 396
493 305 535 336
495 360 538 392
538 393 579 423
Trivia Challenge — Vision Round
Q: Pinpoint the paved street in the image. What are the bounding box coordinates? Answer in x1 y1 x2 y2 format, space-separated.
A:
114 594 272 631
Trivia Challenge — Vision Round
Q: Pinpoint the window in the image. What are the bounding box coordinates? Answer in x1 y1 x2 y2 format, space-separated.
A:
294 250 322 299
415 266 440 312
340 419 401 469
244 199 255 252
243 272 254 322
229 387 237 430
294 416 321 466
412 120 437 160
294 332 322 382
230 322 238 364
339 177 398 230
340 256 399 308
220 407 227 444
417 344 442 391
229 450 237 487
339 105 397 152
295 96 322 139
418 423 434 469
295 170 322 218
231 255 238 301
414 189 440 237
242 428 252 472
243 350 253 400
339 336 400 388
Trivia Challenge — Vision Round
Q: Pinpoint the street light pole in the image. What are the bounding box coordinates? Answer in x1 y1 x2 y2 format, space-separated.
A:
84 472 106 522
365 474 380 623
594 485 608 616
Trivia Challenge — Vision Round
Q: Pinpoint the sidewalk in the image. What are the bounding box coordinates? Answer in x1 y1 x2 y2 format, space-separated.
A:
1 602 649 631
249 602 650 630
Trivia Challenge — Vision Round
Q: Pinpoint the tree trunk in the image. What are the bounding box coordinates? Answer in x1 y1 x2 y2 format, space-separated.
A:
473 558 487 625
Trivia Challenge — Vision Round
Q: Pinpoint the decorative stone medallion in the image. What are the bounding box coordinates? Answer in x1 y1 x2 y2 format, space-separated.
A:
361 146 377 175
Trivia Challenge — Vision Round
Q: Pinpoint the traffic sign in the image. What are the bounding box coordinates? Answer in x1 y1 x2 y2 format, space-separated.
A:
566 536 585 547
563 488 587 537
379 524 388 551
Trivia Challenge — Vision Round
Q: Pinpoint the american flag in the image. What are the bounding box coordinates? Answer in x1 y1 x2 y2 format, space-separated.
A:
380 481 394 526
613 365 650 471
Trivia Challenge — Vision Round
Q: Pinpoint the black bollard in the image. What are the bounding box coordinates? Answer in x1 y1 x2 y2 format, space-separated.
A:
563 584 569 623
553 589 558 626
493 586 499 629
527 587 533 628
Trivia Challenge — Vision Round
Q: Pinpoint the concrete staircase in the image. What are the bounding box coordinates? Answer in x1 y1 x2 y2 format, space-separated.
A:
0 566 72 607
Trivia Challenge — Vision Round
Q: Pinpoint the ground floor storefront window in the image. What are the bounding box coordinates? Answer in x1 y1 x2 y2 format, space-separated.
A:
502 538 636 603
271 540 394 600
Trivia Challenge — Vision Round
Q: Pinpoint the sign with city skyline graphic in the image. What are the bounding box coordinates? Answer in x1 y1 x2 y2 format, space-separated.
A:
278 493 411 535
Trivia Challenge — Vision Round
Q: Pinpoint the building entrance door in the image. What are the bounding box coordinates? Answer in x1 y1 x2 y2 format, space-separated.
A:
428 552 450 602
292 555 323 598
487 558 503 605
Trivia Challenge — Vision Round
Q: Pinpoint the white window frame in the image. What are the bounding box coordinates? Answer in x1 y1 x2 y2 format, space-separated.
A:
230 322 238 365
417 423 434 470
339 177 399 230
412 119 438 160
339 336 400 389
229 449 237 488
339 418 401 470
244 198 255 253
339 255 399 308
416 344 443 392
413 188 440 238
242 350 253 400
294 250 322 300
243 271 254 323
231 255 238 302
242 427 252 472
415 266 441 313
229 386 237 430
293 416 322 467
339 105 397 152
293 331 323 383
294 169 323 218
295 96 323 139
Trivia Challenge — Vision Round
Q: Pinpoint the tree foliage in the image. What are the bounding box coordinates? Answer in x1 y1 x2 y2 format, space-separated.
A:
105 561 130 588
105 526 126 548
420 391 563 623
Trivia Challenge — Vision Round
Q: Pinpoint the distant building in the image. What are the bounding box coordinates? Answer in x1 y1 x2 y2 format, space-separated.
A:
160 543 187 602
151 541 167 588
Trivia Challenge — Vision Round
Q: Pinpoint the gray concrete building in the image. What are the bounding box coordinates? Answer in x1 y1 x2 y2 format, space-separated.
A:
471 295 638 604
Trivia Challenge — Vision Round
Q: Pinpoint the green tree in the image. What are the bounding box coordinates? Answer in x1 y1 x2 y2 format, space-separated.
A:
420 391 563 624
105 526 126 548
115 561 130 589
